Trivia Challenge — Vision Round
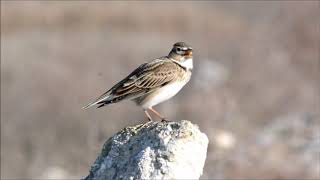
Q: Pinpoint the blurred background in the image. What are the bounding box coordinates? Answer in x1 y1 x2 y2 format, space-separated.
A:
1 1 319 179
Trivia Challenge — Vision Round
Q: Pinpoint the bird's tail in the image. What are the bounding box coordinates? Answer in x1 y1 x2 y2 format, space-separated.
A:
82 101 99 109
82 93 111 109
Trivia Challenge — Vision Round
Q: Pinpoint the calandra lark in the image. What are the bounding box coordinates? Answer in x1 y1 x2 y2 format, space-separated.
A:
83 42 193 121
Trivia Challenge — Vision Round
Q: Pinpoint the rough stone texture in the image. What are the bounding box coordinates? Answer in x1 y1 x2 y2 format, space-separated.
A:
84 120 209 180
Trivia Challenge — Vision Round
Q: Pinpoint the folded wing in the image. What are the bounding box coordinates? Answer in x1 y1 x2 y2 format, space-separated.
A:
83 58 183 109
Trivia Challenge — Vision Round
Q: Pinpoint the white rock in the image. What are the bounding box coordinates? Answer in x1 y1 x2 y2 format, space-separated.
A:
84 120 209 180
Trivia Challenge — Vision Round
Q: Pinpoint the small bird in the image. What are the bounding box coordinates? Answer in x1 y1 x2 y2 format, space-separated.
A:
83 42 193 121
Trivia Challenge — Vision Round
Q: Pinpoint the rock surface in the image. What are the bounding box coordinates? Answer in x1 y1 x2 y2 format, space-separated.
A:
84 120 209 180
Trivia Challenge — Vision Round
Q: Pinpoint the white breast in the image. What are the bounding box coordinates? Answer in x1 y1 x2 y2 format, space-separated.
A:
138 58 193 109
140 79 189 109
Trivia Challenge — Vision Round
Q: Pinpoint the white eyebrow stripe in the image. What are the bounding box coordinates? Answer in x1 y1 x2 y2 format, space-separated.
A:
182 47 188 50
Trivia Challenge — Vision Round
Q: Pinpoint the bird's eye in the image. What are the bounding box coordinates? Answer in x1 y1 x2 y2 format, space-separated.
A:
177 47 181 51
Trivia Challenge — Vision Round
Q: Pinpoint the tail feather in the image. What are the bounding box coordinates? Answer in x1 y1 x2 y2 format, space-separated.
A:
82 101 99 109
83 87 148 109
82 94 111 109
97 102 107 108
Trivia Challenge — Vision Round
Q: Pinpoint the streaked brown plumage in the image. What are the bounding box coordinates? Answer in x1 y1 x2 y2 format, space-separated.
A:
83 42 193 121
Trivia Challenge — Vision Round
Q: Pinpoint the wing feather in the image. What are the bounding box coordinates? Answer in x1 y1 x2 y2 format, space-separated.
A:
83 57 184 108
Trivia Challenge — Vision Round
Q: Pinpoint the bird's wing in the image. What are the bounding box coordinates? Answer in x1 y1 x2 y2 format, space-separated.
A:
83 58 183 109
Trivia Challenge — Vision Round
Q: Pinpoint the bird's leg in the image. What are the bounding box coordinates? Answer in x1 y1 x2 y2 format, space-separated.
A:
148 107 169 122
144 110 153 122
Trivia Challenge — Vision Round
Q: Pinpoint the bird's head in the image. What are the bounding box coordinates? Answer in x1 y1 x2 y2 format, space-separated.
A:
168 42 193 61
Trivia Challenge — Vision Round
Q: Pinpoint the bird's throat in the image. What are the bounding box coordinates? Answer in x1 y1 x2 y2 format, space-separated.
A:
180 58 193 71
